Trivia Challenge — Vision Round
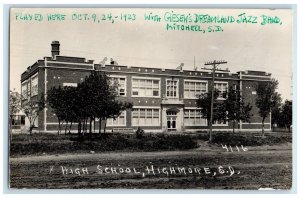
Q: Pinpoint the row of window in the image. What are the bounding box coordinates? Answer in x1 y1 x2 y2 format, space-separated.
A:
21 74 38 99
184 109 207 126
22 75 228 99
106 108 227 127
110 76 229 99
132 79 160 97
106 108 160 127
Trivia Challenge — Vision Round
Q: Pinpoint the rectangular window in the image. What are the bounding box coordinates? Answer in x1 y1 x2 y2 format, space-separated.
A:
106 111 126 126
31 74 38 96
132 78 160 97
110 76 126 96
131 108 160 126
166 80 178 98
214 82 228 99
21 82 28 99
184 81 207 98
184 109 206 126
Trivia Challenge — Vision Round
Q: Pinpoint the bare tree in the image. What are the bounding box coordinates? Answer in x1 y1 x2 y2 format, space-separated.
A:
22 93 45 135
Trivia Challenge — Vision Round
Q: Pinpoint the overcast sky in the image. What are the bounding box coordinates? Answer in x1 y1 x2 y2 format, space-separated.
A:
10 8 292 100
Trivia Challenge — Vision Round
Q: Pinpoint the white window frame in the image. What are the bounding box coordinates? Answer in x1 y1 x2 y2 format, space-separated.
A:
166 78 179 99
184 107 207 126
21 81 28 99
131 106 161 126
106 111 126 126
214 81 228 100
31 73 38 97
109 75 127 97
131 76 161 98
184 79 208 99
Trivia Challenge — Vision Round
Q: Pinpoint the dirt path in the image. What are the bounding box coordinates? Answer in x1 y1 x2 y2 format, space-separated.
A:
9 143 292 189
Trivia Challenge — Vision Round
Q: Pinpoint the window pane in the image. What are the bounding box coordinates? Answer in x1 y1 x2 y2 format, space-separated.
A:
132 118 138 126
140 118 145 126
139 88 145 96
153 109 159 117
190 90 195 98
196 82 201 90
184 91 189 98
132 79 139 87
140 109 145 118
140 80 145 87
146 109 152 117
119 117 125 125
153 81 159 89
153 118 159 126
190 110 195 117
132 109 138 117
201 83 206 92
184 82 189 90
184 117 189 123
145 88 152 96
132 88 139 95
119 78 125 83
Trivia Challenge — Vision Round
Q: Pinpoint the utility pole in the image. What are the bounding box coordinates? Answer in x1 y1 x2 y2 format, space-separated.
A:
202 60 228 142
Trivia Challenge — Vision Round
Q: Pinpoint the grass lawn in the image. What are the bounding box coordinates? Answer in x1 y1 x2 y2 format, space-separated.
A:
10 131 292 157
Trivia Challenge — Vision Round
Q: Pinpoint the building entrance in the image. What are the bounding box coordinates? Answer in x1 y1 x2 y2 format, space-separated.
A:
167 111 177 131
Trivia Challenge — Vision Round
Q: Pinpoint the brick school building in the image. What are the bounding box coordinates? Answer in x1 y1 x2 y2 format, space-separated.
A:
21 41 271 133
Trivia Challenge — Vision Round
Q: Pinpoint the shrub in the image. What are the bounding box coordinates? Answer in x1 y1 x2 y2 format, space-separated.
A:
135 127 145 139
10 133 198 156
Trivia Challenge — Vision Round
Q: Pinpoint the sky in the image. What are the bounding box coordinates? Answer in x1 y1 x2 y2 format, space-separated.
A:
10 8 293 100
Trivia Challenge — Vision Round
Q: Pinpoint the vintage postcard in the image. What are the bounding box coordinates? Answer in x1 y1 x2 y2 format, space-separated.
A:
9 7 293 189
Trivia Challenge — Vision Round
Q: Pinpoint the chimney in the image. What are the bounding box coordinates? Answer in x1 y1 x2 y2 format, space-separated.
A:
51 41 60 58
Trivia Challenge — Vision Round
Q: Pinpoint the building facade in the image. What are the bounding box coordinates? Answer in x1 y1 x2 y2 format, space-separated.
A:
21 41 271 133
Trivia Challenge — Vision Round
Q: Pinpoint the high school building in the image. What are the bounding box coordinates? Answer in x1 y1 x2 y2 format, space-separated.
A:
21 41 271 132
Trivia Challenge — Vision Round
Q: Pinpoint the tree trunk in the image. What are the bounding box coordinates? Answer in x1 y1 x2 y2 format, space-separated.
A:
65 121 68 135
78 121 82 138
82 120 84 134
89 119 92 134
262 118 265 138
99 118 102 134
29 117 32 135
207 120 210 135
82 120 86 134
58 119 61 135
86 119 88 133
30 116 37 136
93 120 96 133
69 122 73 134
207 120 212 142
29 125 33 136
232 121 235 133
78 121 81 133
104 119 107 134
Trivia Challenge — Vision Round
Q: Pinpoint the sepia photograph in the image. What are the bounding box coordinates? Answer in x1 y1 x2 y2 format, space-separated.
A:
8 7 293 190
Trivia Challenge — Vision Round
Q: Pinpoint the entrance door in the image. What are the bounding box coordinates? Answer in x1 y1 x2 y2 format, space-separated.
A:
167 111 177 131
